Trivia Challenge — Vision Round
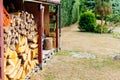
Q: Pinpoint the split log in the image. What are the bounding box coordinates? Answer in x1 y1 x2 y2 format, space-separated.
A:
22 53 27 61
28 49 32 62
4 75 9 80
14 66 23 79
16 36 28 53
5 65 14 75
23 60 28 70
21 70 26 79
29 43 38 49
5 46 18 59
7 58 18 67
33 35 38 43
32 48 38 59
9 59 21 78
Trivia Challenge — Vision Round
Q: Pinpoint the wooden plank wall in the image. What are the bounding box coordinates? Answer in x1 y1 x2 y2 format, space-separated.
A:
43 4 50 36
24 2 39 22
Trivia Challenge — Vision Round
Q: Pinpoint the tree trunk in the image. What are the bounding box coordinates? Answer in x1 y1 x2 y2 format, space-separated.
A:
101 17 104 34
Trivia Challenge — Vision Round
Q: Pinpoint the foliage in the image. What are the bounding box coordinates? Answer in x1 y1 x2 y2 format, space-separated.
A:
78 11 96 32
113 32 120 39
95 0 112 33
94 24 108 33
79 0 88 13
105 14 120 33
106 14 120 24
95 0 112 21
72 0 88 23
111 0 120 14
61 0 75 27
72 0 80 23
85 0 95 11
96 14 101 20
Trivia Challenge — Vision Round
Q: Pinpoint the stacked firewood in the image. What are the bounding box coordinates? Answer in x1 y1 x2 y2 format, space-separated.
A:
4 11 39 80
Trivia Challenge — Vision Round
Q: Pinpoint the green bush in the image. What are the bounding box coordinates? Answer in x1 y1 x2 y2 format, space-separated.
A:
78 11 96 32
94 24 101 33
94 24 108 33
103 25 108 33
96 14 101 20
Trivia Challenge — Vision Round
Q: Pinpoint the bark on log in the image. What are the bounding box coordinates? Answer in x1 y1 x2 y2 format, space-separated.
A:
44 37 53 50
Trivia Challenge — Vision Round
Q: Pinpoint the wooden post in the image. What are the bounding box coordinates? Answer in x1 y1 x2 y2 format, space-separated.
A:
58 4 61 50
38 4 44 69
56 5 59 50
0 0 4 80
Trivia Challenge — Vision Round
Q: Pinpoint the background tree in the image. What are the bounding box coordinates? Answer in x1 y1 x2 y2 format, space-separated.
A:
72 0 88 23
61 0 75 27
72 0 80 23
106 14 120 33
95 0 112 33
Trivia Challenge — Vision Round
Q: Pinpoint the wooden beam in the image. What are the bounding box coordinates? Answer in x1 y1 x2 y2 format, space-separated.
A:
0 0 4 80
24 0 60 5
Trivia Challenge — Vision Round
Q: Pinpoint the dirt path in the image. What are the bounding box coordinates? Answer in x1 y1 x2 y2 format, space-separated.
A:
31 23 120 80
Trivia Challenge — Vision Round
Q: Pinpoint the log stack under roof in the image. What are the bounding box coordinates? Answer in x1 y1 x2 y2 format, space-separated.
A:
4 11 39 80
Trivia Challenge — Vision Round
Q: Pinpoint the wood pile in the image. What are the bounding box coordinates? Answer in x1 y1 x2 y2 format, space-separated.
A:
4 11 39 80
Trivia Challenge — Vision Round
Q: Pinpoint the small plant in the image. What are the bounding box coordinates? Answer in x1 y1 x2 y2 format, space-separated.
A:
113 32 120 39
78 11 96 32
94 24 108 33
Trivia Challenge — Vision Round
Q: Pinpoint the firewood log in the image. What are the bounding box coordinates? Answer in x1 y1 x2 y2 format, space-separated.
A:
14 66 23 79
7 58 18 67
26 64 32 75
31 60 36 69
24 45 30 54
5 46 17 59
22 53 27 61
31 48 38 59
34 60 39 65
16 36 28 53
9 59 21 78
21 70 26 79
9 65 21 78
23 60 28 71
33 35 38 44
4 75 9 80
16 45 27 53
29 43 38 49
5 65 15 75
4 52 9 58
28 49 32 62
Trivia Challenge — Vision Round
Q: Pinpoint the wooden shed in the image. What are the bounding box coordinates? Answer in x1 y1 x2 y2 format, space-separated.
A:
0 0 61 80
